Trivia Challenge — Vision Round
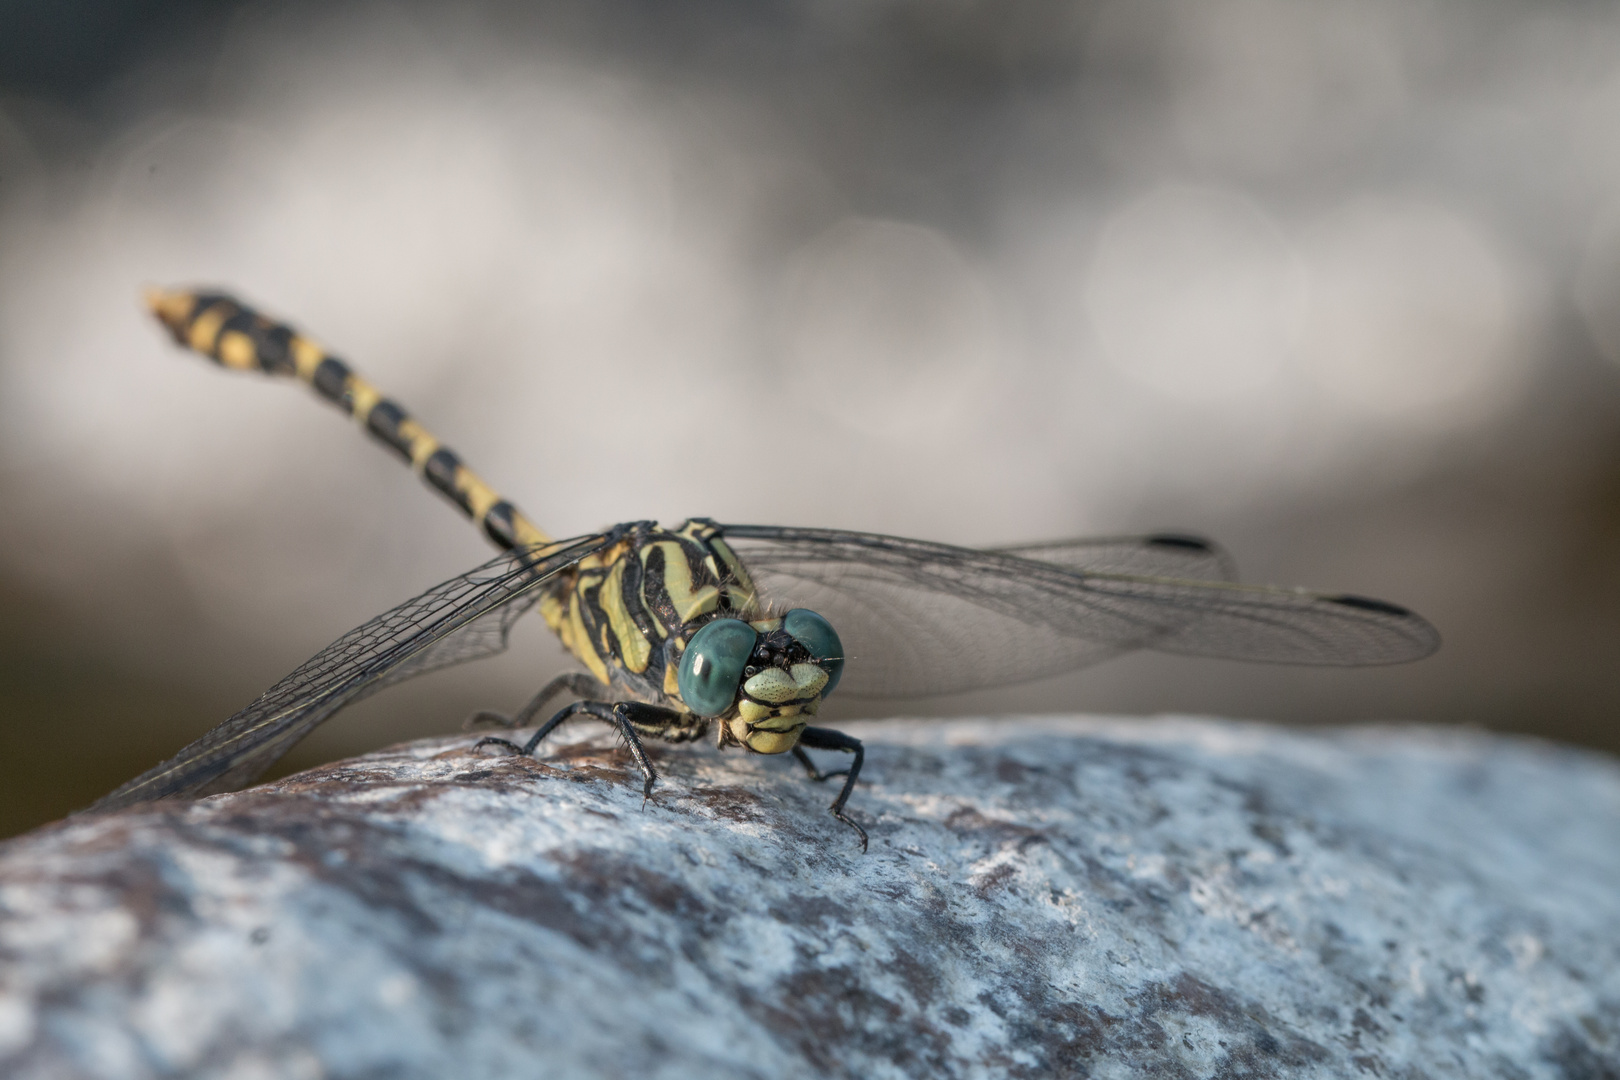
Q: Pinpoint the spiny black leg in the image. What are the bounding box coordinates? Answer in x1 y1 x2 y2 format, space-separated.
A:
598 702 692 802
797 726 867 852
518 700 600 755
603 702 664 802
791 745 849 783
474 700 663 802
473 698 590 756
463 671 604 731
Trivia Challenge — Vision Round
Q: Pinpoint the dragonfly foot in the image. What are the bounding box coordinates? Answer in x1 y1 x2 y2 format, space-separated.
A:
831 807 869 853
471 736 523 756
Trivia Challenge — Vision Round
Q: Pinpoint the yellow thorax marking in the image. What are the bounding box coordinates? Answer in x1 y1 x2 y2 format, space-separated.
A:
709 536 754 587
710 536 760 617
725 584 759 614
599 558 651 673
644 540 720 624
567 589 610 684
578 542 625 574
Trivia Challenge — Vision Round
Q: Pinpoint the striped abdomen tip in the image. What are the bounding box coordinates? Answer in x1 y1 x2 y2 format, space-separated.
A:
142 286 554 551
145 287 202 344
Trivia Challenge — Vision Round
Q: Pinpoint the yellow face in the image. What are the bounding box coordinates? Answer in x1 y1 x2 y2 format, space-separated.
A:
727 661 829 754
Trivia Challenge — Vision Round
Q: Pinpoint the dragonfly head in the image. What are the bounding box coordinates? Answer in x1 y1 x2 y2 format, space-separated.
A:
676 609 844 754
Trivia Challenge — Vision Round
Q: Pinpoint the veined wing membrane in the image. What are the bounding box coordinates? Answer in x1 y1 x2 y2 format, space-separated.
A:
990 533 1236 582
1074 574 1439 665
359 575 544 697
720 525 1438 700
89 534 610 812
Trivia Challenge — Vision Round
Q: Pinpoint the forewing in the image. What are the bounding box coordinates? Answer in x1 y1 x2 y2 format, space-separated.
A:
359 578 542 698
1071 575 1440 666
991 533 1237 582
88 534 609 811
720 525 1438 700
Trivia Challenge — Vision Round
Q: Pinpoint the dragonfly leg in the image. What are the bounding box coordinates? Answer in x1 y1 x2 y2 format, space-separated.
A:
475 700 661 801
791 745 849 783
796 727 867 853
603 702 677 803
463 671 603 731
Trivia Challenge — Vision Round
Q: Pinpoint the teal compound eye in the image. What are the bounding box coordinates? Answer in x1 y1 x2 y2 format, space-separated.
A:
783 608 844 697
677 618 758 717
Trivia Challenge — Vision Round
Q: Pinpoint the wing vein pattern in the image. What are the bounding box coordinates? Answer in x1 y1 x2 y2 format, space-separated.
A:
719 525 1439 698
89 535 609 811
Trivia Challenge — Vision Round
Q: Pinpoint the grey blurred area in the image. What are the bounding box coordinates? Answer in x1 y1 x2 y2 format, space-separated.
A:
2 0 1619 839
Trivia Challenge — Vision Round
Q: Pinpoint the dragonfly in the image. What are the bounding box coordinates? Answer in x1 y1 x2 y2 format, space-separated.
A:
88 290 1440 850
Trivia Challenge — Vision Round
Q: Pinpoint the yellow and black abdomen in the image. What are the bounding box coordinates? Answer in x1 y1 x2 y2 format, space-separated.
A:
146 289 550 553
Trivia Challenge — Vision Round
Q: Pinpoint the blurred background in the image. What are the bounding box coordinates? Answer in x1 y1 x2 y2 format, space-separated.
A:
2 0 1619 837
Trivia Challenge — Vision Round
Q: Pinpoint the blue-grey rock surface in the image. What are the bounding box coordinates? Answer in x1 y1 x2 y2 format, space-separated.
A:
1 716 1617 1079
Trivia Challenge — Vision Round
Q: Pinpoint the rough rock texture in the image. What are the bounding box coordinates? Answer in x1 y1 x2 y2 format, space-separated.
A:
1 716 1618 1079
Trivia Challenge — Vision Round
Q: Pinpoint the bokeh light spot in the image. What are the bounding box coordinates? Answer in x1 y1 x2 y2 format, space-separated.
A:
1085 184 1303 404
777 218 998 438
1299 200 1532 425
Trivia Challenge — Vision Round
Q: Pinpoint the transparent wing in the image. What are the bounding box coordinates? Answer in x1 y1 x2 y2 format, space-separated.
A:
990 532 1236 582
359 581 542 698
88 534 610 811
720 524 1438 699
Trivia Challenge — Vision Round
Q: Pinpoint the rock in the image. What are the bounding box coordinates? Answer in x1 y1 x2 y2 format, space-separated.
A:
0 716 1617 1078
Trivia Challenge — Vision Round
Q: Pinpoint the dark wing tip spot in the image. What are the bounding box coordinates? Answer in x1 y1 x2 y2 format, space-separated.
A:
1328 594 1413 618
1147 533 1215 553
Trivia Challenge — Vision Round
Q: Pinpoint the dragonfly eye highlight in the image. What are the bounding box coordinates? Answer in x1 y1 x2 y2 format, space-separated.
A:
783 608 844 697
678 619 758 716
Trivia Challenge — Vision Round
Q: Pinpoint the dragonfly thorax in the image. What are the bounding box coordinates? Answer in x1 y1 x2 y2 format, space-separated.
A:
530 519 846 752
